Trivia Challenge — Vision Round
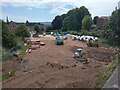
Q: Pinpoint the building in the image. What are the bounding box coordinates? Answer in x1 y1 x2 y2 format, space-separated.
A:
8 21 18 31
28 26 35 33
27 26 36 37
96 16 109 26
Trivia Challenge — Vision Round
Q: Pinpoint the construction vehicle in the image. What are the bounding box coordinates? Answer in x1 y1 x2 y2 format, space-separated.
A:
73 48 89 64
56 34 64 45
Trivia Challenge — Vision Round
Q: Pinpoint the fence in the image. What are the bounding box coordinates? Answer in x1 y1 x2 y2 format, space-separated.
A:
2 44 21 61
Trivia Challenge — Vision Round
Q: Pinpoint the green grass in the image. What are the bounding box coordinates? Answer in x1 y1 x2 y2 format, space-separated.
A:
2 70 16 81
2 38 29 61
96 48 120 88
19 43 28 55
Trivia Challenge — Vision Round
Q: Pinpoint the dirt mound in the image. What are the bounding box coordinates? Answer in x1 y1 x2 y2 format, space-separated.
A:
46 61 77 69
70 46 113 62
86 47 114 62
62 80 93 88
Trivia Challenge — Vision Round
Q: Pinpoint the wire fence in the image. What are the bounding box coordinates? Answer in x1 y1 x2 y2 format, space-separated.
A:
2 44 22 61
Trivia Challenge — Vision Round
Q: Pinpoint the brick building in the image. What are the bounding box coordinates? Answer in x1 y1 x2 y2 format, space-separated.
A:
96 16 109 26
8 21 18 31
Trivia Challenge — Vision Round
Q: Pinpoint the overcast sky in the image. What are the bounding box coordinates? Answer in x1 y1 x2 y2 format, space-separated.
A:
0 0 119 22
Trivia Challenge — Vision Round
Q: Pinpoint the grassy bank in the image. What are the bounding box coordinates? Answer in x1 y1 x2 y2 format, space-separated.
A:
2 38 28 61
96 48 120 88
2 39 28 81
2 70 16 81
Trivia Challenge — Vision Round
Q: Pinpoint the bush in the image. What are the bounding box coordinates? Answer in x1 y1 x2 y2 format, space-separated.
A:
15 25 30 39
87 42 99 47
91 25 97 29
46 26 53 32
2 29 18 49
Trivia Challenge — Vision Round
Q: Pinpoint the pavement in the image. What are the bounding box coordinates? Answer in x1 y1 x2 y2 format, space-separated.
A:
102 64 120 90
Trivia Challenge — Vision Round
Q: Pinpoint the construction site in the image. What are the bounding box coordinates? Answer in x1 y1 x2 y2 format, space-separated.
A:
2 34 114 88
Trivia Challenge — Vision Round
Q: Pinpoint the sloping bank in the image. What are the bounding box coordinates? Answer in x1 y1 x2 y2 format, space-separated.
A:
102 48 120 89
102 64 119 89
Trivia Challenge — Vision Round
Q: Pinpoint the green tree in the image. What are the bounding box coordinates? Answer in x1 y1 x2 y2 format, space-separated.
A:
76 6 91 30
61 6 90 31
2 21 17 48
34 24 40 33
67 13 78 31
16 24 30 39
62 17 69 31
82 15 92 31
51 15 63 30
46 26 53 32
93 16 99 25
109 9 120 41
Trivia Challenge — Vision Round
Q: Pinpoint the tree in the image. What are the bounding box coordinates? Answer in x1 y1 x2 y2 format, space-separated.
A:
51 15 63 30
6 16 9 24
108 9 120 41
2 21 17 48
15 24 30 39
67 13 78 31
93 16 99 25
76 6 91 30
26 20 29 26
62 17 69 31
61 6 90 31
34 24 40 33
46 26 53 32
82 15 92 31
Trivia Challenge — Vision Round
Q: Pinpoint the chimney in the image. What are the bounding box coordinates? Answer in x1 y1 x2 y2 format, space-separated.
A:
6 16 9 24
115 7 117 11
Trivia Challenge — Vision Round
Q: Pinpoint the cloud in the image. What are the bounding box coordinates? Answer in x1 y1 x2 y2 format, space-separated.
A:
50 7 69 15
27 7 32 10
1 13 29 22
1 0 119 8
1 0 74 8
1 0 119 18
1 0 75 15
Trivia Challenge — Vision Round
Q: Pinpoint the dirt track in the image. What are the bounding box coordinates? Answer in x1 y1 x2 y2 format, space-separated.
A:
2 35 113 88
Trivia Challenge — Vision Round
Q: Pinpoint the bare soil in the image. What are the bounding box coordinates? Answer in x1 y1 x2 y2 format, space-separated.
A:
2 35 114 88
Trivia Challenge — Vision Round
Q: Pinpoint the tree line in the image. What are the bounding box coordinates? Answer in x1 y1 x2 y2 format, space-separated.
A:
49 6 93 32
49 6 120 43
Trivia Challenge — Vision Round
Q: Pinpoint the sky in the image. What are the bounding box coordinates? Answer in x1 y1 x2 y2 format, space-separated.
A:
0 0 119 22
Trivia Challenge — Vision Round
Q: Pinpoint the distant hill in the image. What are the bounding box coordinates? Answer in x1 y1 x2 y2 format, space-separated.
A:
40 22 51 26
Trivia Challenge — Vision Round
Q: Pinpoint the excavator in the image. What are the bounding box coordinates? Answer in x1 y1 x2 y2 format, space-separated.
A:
55 33 64 45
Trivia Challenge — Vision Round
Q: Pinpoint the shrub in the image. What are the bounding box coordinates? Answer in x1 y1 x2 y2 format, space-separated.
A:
87 42 99 47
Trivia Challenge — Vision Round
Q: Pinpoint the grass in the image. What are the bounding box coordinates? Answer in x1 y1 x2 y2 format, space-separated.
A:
20 43 28 55
96 48 120 88
2 70 16 81
2 38 29 61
